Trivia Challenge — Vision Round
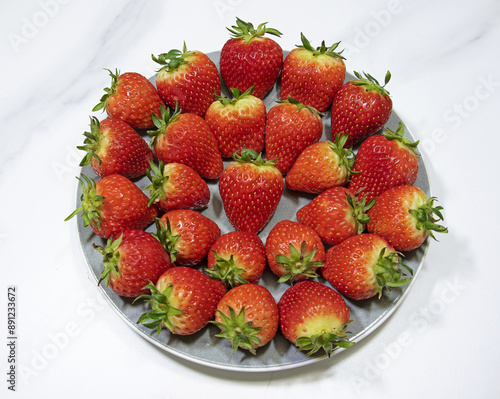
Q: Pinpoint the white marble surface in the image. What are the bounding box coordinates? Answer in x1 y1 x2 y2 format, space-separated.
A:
1 0 500 397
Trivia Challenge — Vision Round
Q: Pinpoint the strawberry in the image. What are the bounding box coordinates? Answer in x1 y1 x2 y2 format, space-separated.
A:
206 231 266 288
322 233 413 300
152 43 221 117
220 18 283 99
65 174 157 239
211 284 279 354
218 149 284 234
145 160 210 212
280 33 346 112
136 266 226 336
331 70 393 148
265 220 325 284
148 104 223 179
265 96 324 175
78 117 153 179
296 186 374 246
94 229 173 297
92 69 164 129
157 210 221 266
348 122 420 202
204 86 266 158
366 184 448 251
285 133 356 194
278 280 354 356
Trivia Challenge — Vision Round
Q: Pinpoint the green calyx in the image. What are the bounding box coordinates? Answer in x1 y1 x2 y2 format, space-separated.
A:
328 133 357 181
92 68 120 112
205 252 249 289
295 322 355 357
227 17 282 43
278 95 324 116
153 217 180 263
135 282 183 335
94 233 124 287
275 241 324 284
145 160 168 207
77 116 103 167
409 197 448 240
64 174 104 228
352 70 391 96
384 122 420 157
346 191 376 234
232 148 277 168
211 305 263 355
297 32 345 60
147 103 181 146
372 248 414 298
152 42 192 72
215 85 256 105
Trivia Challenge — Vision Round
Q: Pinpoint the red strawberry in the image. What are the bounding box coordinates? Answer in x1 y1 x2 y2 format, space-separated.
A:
94 229 173 297
205 86 266 158
280 33 346 112
265 220 325 284
93 69 164 129
65 174 157 239
145 160 210 212
218 149 284 234
331 71 393 148
157 210 221 266
322 233 413 300
136 266 226 336
220 18 283 99
296 186 374 246
148 104 223 179
152 43 221 117
278 280 354 356
212 284 279 354
285 133 356 194
366 184 448 251
348 123 420 202
206 231 266 288
78 117 153 179
265 96 323 175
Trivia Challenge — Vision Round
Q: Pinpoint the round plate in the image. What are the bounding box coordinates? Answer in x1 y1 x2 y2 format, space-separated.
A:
75 51 430 372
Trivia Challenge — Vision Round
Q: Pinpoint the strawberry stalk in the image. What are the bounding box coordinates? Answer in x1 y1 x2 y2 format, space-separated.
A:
373 248 414 297
383 122 420 156
64 174 104 228
147 103 181 145
135 282 183 335
275 241 324 284
93 234 124 286
352 70 391 96
346 191 376 234
145 160 168 207
92 68 120 112
227 18 282 42
151 42 192 72
211 306 263 355
295 323 355 357
77 116 103 167
153 217 180 263
278 95 325 116
409 197 448 240
205 252 249 288
297 32 345 60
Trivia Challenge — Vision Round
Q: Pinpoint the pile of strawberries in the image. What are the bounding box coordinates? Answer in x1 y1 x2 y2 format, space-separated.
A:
66 18 448 359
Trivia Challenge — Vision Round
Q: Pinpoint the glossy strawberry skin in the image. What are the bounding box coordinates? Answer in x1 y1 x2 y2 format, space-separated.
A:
296 186 365 246
278 280 351 346
348 130 419 202
155 50 221 117
205 90 266 158
220 37 283 99
322 233 397 300
79 117 153 179
218 152 284 234
331 80 392 148
265 99 323 175
98 229 173 297
366 185 446 251
151 112 223 179
265 220 325 283
214 284 279 352
159 209 221 266
94 70 165 130
152 267 226 335
207 231 267 287
280 40 346 112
